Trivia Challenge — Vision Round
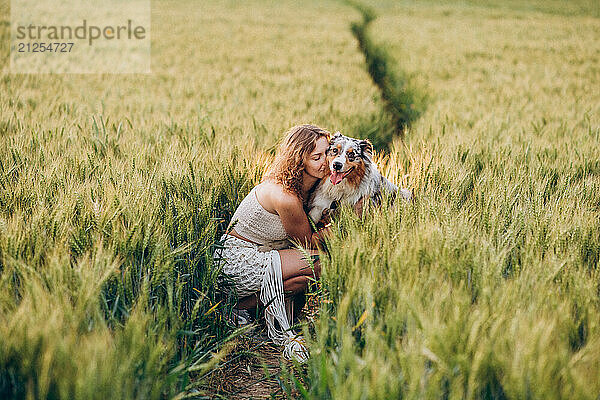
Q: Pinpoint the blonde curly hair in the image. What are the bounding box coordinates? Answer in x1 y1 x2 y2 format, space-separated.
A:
263 124 331 201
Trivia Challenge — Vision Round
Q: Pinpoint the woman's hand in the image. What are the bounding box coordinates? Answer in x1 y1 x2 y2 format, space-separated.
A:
311 224 332 248
319 224 332 238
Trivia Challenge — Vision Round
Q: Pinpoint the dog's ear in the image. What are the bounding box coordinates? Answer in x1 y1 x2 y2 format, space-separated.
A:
359 139 373 157
330 131 342 145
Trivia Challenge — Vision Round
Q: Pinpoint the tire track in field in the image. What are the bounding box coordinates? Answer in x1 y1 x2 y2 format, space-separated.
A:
347 0 426 140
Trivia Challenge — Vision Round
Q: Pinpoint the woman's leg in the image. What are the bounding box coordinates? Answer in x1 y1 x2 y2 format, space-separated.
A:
235 248 320 309
236 277 310 309
237 293 258 310
279 248 321 295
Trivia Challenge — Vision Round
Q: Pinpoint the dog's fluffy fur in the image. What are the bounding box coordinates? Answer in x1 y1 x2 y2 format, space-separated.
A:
307 132 411 223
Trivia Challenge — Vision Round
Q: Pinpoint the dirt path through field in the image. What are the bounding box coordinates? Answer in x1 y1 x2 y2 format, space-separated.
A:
204 293 320 398
204 334 286 399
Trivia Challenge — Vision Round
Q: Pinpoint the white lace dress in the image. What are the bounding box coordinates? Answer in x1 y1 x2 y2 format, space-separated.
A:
214 186 308 361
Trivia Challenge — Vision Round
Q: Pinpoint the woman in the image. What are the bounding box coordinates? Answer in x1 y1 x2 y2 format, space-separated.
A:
215 124 332 361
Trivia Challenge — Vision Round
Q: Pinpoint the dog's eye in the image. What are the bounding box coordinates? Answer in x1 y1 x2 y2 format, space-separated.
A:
347 152 355 161
328 148 338 155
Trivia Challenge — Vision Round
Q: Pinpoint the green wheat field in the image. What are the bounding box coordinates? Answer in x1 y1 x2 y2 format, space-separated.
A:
1 0 599 398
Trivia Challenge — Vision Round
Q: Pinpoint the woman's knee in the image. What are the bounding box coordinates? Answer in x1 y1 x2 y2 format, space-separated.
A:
279 248 321 280
283 275 309 294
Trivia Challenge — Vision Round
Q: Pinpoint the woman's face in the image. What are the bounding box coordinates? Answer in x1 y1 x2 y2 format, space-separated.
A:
303 137 330 179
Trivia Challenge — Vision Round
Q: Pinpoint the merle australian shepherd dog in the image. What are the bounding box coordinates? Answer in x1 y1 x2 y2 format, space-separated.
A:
307 132 412 223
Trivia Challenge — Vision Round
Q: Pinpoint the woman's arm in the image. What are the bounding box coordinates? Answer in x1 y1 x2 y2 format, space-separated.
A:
311 225 332 248
273 193 327 249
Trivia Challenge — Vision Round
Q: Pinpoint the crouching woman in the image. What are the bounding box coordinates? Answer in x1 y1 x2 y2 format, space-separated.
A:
215 124 332 361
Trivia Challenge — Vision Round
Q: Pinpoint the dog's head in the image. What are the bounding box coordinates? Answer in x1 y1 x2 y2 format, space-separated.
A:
326 131 373 186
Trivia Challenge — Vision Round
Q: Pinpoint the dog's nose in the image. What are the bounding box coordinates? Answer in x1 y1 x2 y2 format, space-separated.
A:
333 161 343 171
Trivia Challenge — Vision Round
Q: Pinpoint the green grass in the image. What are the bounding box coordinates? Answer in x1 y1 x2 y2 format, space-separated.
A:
2 0 599 398
301 1 600 398
0 0 386 397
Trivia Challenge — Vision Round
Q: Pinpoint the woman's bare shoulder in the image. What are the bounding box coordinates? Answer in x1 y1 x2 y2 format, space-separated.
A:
257 181 301 211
